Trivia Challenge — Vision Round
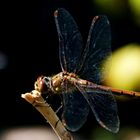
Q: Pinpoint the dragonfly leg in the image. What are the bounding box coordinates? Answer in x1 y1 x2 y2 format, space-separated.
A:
45 95 49 100
55 102 63 114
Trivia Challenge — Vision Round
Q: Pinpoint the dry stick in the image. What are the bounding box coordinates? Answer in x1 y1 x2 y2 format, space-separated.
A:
21 90 73 140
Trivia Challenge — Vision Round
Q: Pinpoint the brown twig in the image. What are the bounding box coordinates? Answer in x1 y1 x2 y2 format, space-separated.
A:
21 90 73 140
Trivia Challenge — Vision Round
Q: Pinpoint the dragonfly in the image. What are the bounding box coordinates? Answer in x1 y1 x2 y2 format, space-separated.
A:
35 8 140 133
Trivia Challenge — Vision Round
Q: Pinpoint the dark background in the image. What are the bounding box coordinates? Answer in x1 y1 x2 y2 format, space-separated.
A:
0 0 140 139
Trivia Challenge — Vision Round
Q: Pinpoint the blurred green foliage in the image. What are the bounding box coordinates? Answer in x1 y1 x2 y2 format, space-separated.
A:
93 0 140 26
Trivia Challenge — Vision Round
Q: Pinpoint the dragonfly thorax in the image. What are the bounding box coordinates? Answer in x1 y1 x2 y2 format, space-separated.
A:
50 72 77 94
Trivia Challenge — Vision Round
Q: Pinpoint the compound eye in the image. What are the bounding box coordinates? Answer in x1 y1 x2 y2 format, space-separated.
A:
35 76 50 93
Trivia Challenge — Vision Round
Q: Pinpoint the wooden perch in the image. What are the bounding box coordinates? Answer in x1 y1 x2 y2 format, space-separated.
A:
21 90 73 140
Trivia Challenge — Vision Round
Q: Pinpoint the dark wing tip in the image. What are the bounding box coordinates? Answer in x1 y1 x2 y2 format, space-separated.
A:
92 15 110 25
99 121 120 133
54 9 59 18
92 15 99 23
54 8 66 18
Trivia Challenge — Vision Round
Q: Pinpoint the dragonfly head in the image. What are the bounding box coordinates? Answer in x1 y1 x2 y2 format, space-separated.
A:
35 76 51 94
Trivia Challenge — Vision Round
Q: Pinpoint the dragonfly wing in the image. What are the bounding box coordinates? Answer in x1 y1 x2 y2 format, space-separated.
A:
79 15 111 84
62 90 89 132
54 8 83 73
76 84 119 133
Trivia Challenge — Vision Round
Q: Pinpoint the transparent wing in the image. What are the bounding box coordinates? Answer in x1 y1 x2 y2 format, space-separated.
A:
79 15 111 84
54 8 83 73
76 84 120 133
62 90 89 132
